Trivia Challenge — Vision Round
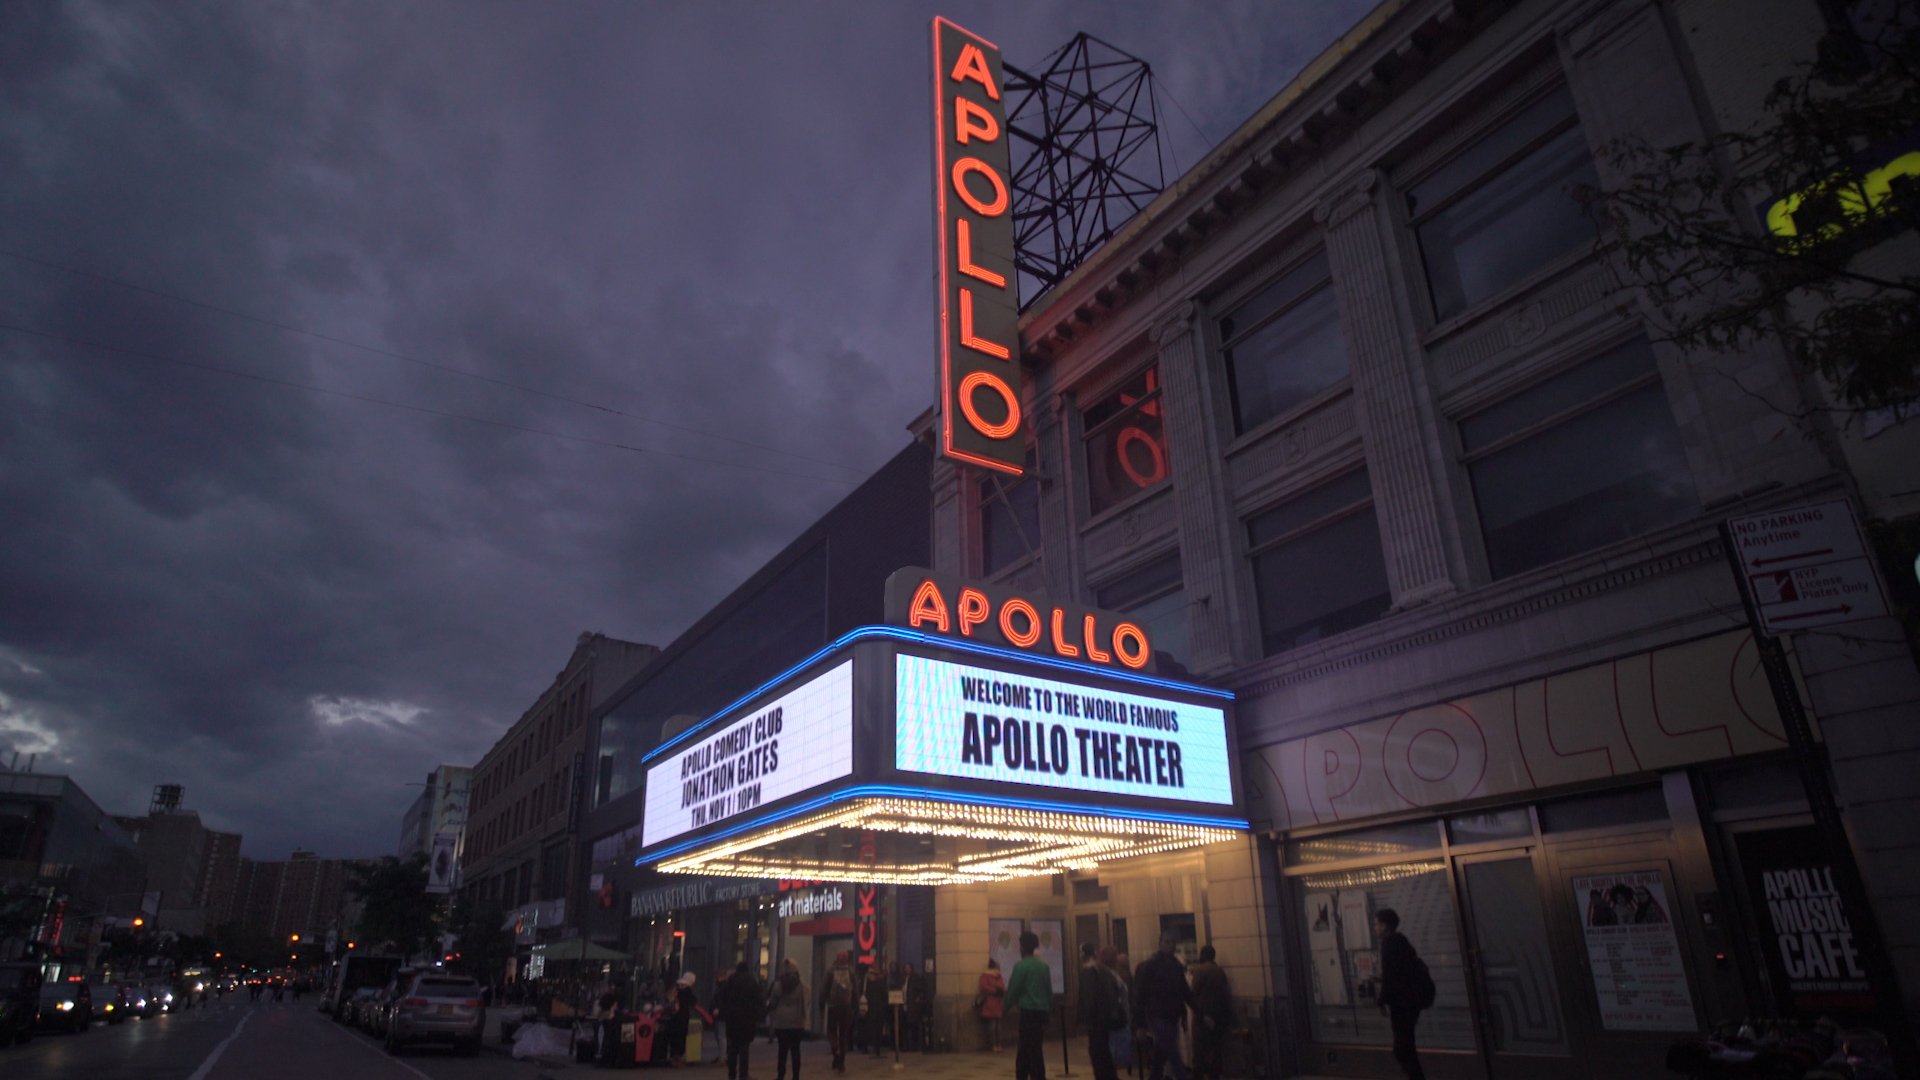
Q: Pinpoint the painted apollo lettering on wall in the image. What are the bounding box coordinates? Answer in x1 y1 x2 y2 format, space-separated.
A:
1244 631 1786 829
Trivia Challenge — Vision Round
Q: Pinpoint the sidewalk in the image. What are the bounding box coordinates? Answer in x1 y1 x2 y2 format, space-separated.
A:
477 1018 1345 1080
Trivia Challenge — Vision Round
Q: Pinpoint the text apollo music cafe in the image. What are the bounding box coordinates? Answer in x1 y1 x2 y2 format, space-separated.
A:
631 570 1246 885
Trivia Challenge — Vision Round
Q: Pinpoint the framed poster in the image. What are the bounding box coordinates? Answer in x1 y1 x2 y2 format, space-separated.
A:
1031 918 1067 994
989 918 1024 983
1571 870 1696 1031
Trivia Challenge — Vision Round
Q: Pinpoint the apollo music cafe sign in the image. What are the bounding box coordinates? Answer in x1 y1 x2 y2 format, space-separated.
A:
885 567 1156 672
932 17 1024 476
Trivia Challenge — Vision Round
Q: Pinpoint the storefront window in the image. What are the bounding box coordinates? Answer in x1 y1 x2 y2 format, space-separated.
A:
1291 859 1474 1050
1083 366 1170 516
1287 820 1440 864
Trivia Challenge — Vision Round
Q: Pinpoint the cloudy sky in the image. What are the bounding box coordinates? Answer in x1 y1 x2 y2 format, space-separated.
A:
0 0 1374 860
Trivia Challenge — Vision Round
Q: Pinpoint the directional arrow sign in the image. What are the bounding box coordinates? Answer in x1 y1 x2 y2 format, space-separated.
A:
1728 500 1888 635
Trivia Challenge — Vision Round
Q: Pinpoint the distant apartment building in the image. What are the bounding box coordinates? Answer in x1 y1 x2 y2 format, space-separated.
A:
462 633 656 946
113 785 243 937
226 849 366 943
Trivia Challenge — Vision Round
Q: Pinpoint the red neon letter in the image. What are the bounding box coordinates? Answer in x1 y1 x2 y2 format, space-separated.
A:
958 288 1011 359
949 43 1001 101
908 578 951 634
958 370 1021 439
999 598 1042 647
1049 608 1080 658
954 96 999 144
1082 615 1112 664
956 219 1006 287
952 157 1009 217
1112 622 1151 670
957 588 990 637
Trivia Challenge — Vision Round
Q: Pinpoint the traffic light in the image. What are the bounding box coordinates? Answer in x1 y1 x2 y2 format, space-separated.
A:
347 941 356 950
132 917 146 928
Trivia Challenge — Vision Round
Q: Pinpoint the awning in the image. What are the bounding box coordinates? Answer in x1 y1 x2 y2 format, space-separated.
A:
634 625 1246 884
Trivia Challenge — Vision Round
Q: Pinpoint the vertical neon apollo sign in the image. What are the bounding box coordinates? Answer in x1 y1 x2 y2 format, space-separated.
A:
932 17 1025 477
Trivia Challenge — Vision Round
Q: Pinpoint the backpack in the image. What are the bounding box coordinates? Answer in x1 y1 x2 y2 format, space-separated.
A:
1409 956 1436 1011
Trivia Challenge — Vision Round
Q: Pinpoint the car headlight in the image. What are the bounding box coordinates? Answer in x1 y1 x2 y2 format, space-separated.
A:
57 1000 74 1011
104 1004 114 1011
163 992 174 1002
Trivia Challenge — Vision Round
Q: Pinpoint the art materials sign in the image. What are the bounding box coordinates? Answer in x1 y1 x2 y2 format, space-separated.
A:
1728 500 1888 634
894 653 1233 805
1735 826 1874 1017
886 567 1156 671
641 660 855 848
1571 871 1696 1031
931 17 1024 475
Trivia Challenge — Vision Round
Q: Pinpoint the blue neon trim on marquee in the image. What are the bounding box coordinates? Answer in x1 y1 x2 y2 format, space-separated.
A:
635 782 1250 866
640 624 1234 766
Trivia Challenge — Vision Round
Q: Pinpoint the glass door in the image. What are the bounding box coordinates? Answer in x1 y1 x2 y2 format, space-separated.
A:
1457 851 1571 1079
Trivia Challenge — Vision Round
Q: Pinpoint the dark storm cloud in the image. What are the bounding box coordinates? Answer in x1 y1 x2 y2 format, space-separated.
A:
0 0 1373 856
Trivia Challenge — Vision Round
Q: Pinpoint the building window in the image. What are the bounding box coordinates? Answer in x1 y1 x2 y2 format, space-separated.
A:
1459 338 1697 579
1083 365 1170 516
1094 552 1190 672
1290 852 1474 1050
1408 85 1602 320
1246 469 1393 654
980 450 1041 575
1218 251 1348 432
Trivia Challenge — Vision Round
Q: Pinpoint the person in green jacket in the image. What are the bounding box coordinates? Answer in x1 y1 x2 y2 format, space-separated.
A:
1005 931 1053 1080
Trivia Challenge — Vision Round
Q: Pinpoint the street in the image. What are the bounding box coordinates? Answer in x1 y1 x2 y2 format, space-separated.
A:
4 998 558 1080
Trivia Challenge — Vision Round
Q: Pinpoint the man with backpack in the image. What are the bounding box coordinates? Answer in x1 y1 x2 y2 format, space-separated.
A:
1373 909 1433 1080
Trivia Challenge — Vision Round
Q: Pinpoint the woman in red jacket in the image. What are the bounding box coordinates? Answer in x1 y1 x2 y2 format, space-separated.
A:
975 958 1006 1052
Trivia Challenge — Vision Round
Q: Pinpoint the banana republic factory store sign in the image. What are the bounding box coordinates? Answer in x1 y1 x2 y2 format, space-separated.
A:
632 569 1247 886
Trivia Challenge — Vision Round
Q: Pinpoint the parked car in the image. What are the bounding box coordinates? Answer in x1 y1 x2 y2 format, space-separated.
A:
341 987 382 1028
382 972 485 1056
364 967 421 1036
90 983 128 1024
36 980 91 1033
0 962 43 1047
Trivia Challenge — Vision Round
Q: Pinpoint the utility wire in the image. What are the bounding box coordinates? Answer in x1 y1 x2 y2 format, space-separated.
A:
0 246 870 476
0 320 859 487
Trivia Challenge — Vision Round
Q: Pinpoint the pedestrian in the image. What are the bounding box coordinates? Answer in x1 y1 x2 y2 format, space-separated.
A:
1186 947 1231 1080
720 961 764 1080
1078 945 1124 1080
1006 930 1052 1080
861 961 886 1055
1133 932 1190 1080
1374 909 1429 1080
976 957 1005 1051
767 958 810 1080
902 962 928 1051
825 951 855 1073
666 972 699 1067
1101 948 1135 1073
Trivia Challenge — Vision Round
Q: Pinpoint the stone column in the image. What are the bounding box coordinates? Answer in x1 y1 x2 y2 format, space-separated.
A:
1316 170 1463 605
933 882 989 1051
1154 303 1245 675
